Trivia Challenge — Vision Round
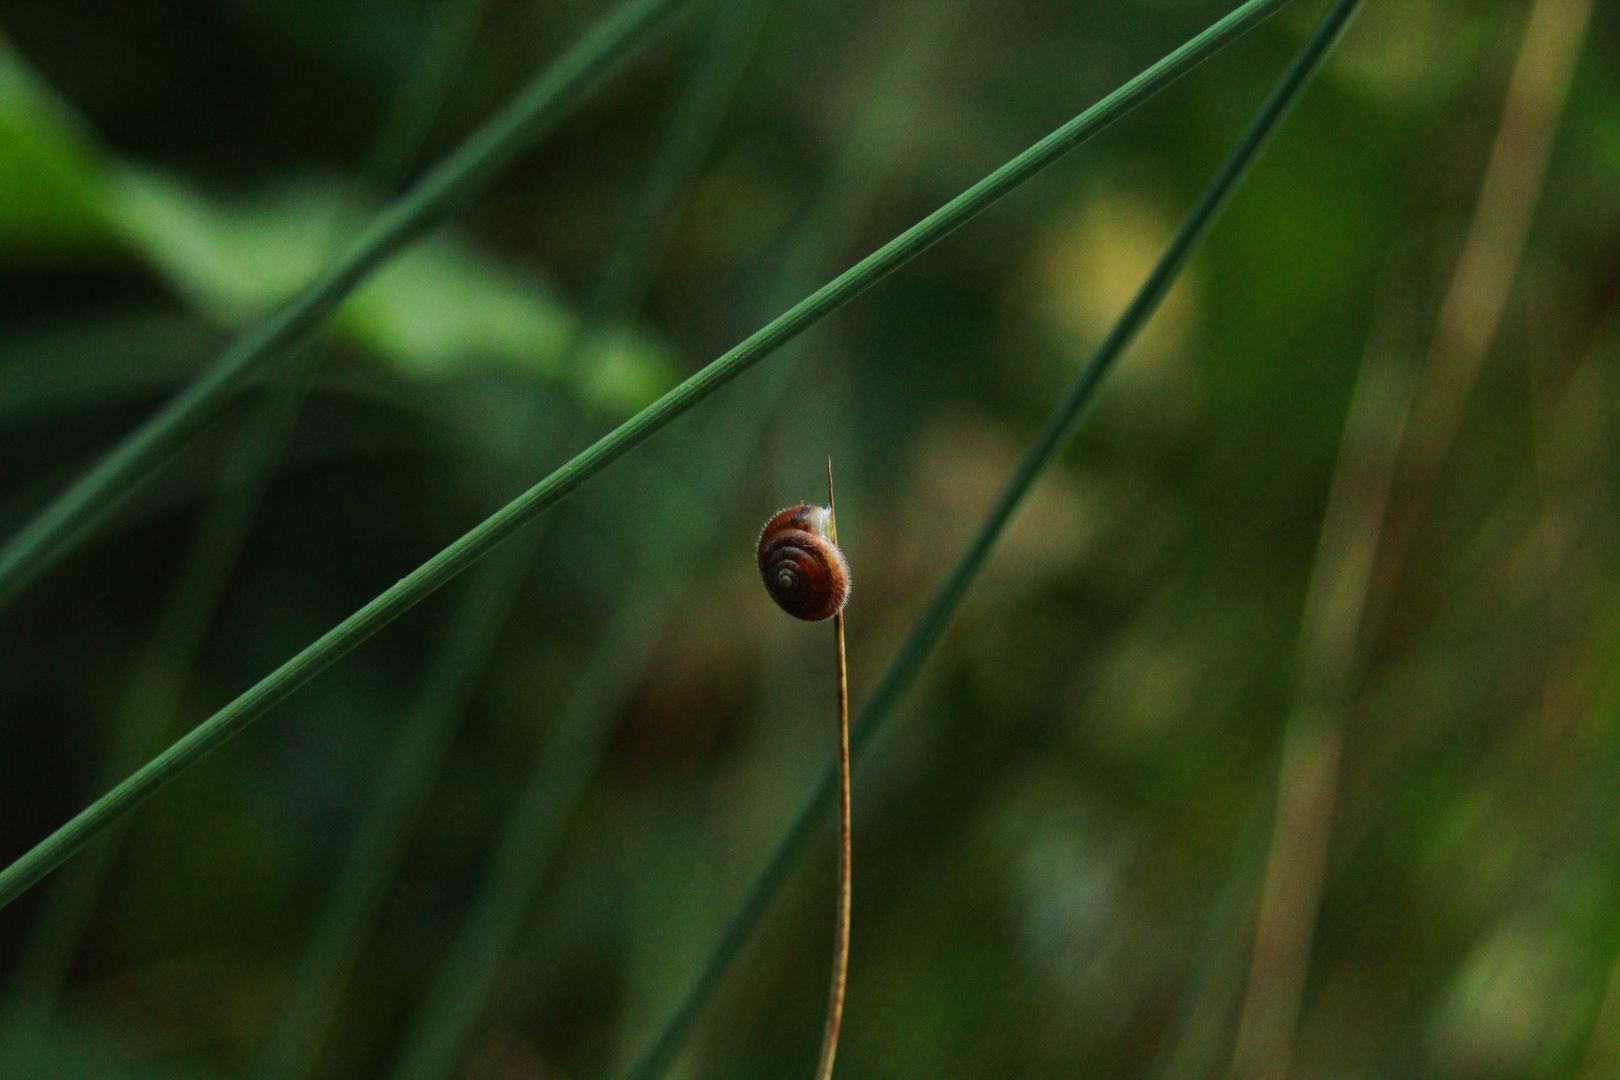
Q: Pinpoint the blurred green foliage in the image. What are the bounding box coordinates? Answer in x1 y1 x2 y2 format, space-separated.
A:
0 0 1617 1079
0 40 673 412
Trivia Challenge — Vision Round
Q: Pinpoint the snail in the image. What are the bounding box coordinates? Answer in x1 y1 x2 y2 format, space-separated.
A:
757 504 850 622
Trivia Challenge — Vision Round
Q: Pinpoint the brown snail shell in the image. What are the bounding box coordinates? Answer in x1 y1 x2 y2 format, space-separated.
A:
757 505 850 622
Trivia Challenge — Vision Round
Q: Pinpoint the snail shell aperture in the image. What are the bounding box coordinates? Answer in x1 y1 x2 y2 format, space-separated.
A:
757 505 850 621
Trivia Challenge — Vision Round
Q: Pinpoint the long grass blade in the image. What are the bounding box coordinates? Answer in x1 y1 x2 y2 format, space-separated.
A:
0 0 689 613
613 2 1367 1076
251 5 773 1077
1229 6 1591 1073
1363 0 1591 658
0 0 1296 915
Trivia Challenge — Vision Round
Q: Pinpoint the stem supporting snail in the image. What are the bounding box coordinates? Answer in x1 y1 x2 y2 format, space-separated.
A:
815 460 851 1080
755 460 852 1080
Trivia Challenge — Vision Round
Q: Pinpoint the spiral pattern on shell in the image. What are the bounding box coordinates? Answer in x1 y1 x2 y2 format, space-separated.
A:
758 505 850 622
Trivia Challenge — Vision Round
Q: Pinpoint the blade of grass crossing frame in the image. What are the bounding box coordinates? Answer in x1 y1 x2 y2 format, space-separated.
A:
253 5 775 1078
0 0 1298 915
615 2 1368 1077
0 0 690 614
385 7 962 1077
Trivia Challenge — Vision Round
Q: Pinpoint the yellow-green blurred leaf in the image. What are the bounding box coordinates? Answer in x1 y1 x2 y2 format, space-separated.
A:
0 38 114 256
101 168 676 413
0 45 674 414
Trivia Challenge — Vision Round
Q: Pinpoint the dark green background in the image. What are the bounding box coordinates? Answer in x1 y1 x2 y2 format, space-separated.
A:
0 0 1617 1077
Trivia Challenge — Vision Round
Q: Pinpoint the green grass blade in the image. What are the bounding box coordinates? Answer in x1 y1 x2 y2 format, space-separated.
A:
0 0 1295 916
0 0 689 613
613 2 1367 1076
251 5 772 1076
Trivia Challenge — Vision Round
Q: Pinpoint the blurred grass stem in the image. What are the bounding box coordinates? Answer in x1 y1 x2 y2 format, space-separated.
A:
1226 323 1413 1080
1370 0 1592 632
365 0 495 189
1229 5 1591 1073
1147 793 1273 1080
616 2 1366 1076
1577 933 1620 1079
0 0 688 613
0 0 1297 916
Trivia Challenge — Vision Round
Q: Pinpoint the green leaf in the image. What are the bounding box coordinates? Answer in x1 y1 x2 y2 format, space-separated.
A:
0 38 113 255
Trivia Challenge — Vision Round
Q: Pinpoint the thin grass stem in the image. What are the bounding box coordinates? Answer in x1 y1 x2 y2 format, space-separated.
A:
0 0 689 613
1226 303 1415 1080
813 459 851 1080
0 0 1297 916
588 0 775 324
1367 0 1593 637
1577 880 1620 1079
1229 6 1591 1073
613 2 1366 1075
1146 791 1274 1080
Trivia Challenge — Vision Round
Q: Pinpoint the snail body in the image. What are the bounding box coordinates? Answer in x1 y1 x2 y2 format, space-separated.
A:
757 505 850 622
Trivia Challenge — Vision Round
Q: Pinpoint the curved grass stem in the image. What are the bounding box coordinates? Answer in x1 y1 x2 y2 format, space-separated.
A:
0 0 1296 917
814 459 851 1080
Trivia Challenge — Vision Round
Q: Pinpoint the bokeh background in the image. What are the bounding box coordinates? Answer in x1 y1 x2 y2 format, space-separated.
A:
0 0 1616 1077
